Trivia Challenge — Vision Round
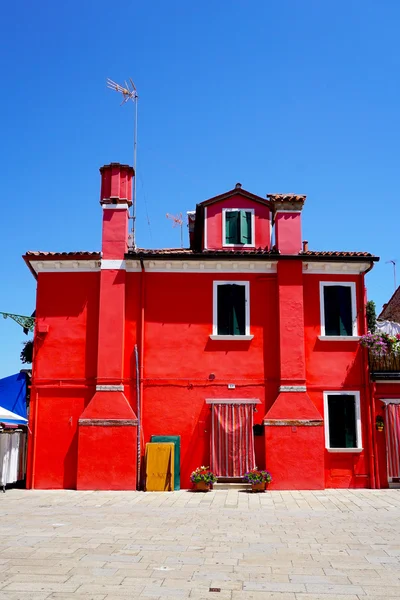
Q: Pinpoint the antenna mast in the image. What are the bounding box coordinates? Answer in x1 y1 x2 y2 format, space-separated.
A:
166 213 184 248
386 259 397 292
106 77 138 248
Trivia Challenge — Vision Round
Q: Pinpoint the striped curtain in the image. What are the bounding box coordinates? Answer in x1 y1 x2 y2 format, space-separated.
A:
386 404 400 480
211 404 256 477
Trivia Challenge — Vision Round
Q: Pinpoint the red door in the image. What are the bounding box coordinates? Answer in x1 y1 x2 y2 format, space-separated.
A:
210 403 256 477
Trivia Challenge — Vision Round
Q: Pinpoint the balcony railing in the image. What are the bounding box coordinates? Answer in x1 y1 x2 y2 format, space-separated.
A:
369 350 400 380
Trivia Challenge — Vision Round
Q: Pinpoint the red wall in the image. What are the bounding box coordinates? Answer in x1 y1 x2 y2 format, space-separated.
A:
205 196 271 250
303 273 371 488
125 272 279 486
28 264 377 490
28 272 99 489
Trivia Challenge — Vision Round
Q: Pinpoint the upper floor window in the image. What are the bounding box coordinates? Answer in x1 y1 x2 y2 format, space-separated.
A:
324 392 362 451
211 281 253 340
223 209 254 246
320 282 357 338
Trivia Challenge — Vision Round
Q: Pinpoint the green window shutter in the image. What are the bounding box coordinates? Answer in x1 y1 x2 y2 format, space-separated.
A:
217 284 246 335
225 212 239 244
327 395 357 449
338 286 353 336
240 211 252 244
324 286 353 336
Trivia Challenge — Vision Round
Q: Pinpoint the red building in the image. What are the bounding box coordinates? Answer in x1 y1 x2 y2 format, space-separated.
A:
23 163 399 490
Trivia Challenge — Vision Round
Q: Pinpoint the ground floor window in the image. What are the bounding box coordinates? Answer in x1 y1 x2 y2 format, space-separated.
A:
323 392 362 450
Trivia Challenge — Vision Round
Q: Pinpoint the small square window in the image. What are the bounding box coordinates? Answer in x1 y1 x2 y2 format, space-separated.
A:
223 209 254 246
324 392 362 450
212 281 251 338
320 282 357 337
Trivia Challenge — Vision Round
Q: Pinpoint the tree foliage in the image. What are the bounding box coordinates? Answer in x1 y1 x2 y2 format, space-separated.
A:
20 339 33 364
366 300 377 333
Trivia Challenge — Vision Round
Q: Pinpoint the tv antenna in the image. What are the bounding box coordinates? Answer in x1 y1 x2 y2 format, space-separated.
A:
166 213 184 248
386 259 397 292
107 77 138 248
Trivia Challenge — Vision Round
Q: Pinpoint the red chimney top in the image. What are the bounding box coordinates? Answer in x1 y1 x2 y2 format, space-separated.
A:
99 163 134 206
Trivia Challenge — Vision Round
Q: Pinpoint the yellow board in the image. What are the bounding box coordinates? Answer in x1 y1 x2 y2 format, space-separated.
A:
145 442 175 491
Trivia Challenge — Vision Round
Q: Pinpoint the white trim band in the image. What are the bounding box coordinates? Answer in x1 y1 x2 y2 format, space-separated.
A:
101 202 130 210
279 385 307 392
96 385 124 392
101 259 126 270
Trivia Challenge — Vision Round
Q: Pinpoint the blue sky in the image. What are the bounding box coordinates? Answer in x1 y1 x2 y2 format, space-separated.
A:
0 1 399 377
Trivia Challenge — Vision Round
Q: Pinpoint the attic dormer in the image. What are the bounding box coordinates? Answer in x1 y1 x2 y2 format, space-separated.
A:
190 184 272 252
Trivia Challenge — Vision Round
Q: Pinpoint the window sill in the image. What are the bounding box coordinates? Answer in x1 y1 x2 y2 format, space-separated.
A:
318 336 360 341
209 335 254 341
326 448 363 453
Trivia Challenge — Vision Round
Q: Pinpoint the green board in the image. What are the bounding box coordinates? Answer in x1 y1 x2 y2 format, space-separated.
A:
150 435 180 490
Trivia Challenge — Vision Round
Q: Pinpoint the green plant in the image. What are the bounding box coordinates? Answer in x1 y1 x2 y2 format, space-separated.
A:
366 300 377 333
359 332 400 356
243 468 272 484
20 339 33 364
190 466 217 484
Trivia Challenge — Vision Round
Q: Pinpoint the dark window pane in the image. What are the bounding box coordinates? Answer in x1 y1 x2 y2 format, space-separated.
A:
328 395 357 448
324 286 353 336
217 284 246 335
225 212 240 244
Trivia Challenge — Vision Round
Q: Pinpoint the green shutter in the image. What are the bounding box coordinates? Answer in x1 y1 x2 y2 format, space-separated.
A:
240 210 252 244
217 284 246 335
225 211 239 244
231 284 246 335
324 286 353 336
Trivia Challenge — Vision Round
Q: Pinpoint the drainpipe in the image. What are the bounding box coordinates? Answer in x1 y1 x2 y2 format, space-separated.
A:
138 256 146 489
134 344 140 490
362 261 377 488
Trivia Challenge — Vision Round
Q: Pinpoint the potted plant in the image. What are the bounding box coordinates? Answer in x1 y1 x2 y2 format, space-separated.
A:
244 468 272 492
190 466 217 491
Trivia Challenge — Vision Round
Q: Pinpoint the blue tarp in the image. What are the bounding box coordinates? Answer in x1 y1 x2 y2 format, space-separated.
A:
0 373 27 424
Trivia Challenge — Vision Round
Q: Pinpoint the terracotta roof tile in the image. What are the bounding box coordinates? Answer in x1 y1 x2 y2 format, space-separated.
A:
302 250 375 258
267 194 306 202
25 251 100 259
128 248 377 259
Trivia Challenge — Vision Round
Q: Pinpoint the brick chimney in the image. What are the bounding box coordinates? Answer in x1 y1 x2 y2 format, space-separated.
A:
268 194 306 255
99 163 134 259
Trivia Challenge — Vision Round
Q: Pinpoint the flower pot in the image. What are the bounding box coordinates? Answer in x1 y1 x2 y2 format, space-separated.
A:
251 482 266 492
194 481 211 492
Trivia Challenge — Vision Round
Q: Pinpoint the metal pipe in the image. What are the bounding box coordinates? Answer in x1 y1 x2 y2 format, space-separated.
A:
134 344 140 490
138 256 146 489
132 95 138 248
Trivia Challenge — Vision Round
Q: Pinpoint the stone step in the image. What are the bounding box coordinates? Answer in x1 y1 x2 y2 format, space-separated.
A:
213 482 251 490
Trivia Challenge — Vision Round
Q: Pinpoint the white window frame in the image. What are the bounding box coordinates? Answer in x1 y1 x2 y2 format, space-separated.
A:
323 391 362 452
319 281 358 340
210 280 253 341
222 208 255 248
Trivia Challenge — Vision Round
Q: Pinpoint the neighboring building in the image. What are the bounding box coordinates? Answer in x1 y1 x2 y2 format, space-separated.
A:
23 162 399 491
379 286 400 323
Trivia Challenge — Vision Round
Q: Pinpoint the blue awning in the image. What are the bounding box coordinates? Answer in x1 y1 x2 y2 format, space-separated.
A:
0 373 27 424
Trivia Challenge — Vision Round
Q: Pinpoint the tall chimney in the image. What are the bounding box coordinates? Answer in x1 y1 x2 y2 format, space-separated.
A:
268 194 306 255
77 162 138 491
99 163 134 259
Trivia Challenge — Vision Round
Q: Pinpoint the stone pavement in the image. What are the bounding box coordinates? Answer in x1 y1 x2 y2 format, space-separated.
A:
1 489 400 600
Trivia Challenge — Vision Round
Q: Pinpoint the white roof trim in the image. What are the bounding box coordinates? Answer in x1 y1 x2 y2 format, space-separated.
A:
30 260 100 274
135 259 277 273
303 261 371 274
